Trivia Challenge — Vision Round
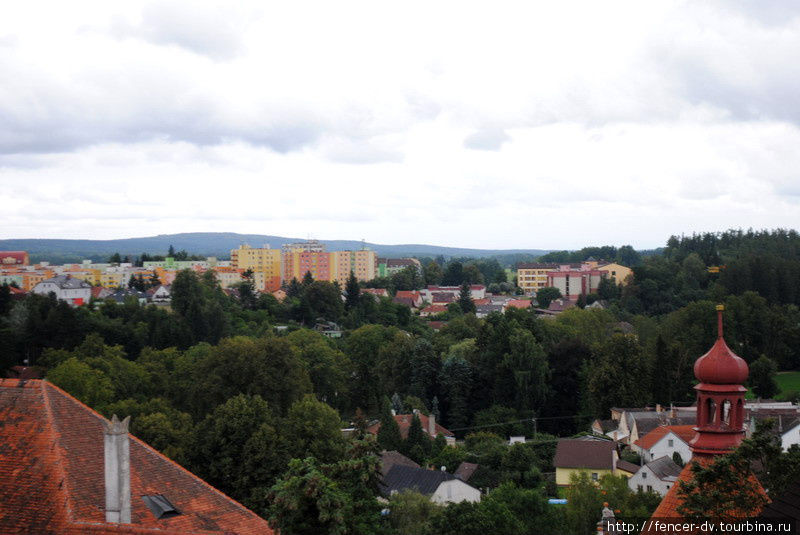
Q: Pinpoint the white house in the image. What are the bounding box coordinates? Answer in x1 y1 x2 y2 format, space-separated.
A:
32 275 92 306
430 478 481 505
382 464 480 504
627 456 682 496
632 425 694 464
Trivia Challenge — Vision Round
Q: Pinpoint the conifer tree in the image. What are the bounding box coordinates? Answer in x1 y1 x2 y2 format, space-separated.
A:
404 413 430 462
345 271 360 310
458 282 476 314
377 401 403 452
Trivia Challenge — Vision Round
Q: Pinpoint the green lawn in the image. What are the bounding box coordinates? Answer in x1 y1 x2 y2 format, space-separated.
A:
775 371 800 398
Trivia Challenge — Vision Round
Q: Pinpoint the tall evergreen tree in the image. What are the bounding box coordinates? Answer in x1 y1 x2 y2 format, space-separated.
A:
286 278 302 299
377 401 403 452
345 271 360 310
404 413 430 462
458 282 476 314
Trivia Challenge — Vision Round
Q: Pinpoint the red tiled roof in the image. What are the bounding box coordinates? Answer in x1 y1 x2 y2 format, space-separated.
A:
0 251 29 265
0 379 273 534
634 425 696 451
367 413 454 439
505 299 531 309
644 454 768 531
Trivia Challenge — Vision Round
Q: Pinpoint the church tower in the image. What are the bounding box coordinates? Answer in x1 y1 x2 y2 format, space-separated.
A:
643 305 767 527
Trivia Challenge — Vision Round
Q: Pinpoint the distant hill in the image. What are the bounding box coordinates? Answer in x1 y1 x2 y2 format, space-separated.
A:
0 233 552 264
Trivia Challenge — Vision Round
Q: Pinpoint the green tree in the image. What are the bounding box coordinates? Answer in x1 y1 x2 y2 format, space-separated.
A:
286 329 352 411
586 334 650 417
284 395 348 464
403 413 430 463
266 438 385 535
386 490 440 535
458 282 476 314
377 401 403 451
749 355 779 399
188 336 312 418
48 357 114 408
535 287 562 309
423 261 443 285
345 271 360 310
497 329 550 411
193 394 288 504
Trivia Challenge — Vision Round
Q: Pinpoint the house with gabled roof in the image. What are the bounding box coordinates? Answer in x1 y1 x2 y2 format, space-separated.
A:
627 456 682 496
633 425 695 464
0 378 273 534
553 437 638 487
367 410 456 445
381 465 480 505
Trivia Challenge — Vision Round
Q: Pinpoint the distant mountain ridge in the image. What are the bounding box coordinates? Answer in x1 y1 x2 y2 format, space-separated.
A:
0 233 552 263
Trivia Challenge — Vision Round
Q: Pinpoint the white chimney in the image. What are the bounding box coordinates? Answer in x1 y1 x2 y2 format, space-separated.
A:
104 415 131 524
428 413 436 437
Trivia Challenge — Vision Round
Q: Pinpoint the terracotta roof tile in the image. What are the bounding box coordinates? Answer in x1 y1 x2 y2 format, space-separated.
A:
635 425 696 451
0 379 273 534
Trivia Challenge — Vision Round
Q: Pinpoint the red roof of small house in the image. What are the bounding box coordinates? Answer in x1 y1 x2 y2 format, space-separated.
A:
0 251 29 265
505 299 531 309
8 285 26 295
367 412 454 439
0 378 273 534
634 425 696 451
395 290 421 300
423 304 448 314
553 438 617 470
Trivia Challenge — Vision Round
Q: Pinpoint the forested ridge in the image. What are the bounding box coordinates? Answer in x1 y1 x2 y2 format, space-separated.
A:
1 228 799 534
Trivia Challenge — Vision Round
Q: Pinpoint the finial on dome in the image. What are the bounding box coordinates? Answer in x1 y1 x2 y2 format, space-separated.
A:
716 304 724 339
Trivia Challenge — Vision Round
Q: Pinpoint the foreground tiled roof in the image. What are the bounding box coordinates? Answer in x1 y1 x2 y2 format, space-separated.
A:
643 454 769 533
0 379 273 534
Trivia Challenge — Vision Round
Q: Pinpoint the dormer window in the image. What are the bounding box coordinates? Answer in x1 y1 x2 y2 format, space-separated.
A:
142 495 181 519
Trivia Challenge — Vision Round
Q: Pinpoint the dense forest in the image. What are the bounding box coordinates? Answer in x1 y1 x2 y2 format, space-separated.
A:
1 228 799 534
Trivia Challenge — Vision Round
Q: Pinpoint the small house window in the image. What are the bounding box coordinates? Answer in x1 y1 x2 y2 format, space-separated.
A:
668 439 674 447
642 472 647 479
647 485 653 492
591 473 598 481
637 485 643 491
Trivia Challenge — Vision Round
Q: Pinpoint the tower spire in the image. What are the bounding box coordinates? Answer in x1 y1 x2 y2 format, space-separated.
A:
689 304 749 455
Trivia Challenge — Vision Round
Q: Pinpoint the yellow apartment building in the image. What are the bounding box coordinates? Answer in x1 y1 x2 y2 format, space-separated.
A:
516 263 558 294
331 250 377 285
596 262 632 285
230 244 281 291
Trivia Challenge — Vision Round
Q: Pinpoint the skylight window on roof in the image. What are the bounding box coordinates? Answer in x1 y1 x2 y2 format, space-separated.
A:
142 494 181 519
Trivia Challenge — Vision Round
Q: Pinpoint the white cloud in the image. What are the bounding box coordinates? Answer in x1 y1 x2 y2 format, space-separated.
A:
0 1 799 249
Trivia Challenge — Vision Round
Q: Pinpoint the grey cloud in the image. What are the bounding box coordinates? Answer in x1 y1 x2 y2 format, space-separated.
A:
111 2 252 61
0 63 326 158
717 0 800 26
463 128 510 151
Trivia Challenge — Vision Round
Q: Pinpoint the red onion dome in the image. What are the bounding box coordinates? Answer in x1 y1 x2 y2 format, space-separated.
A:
693 305 749 385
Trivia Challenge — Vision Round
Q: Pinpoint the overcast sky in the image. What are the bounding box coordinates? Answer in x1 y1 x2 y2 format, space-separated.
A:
1 1 799 249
